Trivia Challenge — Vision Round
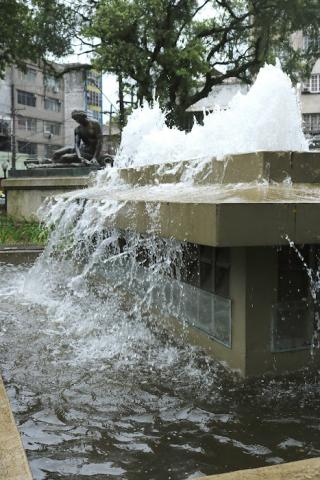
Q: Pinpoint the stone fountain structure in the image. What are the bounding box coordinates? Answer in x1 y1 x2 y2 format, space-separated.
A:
4 150 320 377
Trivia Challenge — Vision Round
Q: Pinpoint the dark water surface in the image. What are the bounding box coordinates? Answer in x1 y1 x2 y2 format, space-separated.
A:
1 259 320 480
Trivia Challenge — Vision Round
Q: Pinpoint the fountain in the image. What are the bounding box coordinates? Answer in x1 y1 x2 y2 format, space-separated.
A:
1 62 320 479
27 62 318 378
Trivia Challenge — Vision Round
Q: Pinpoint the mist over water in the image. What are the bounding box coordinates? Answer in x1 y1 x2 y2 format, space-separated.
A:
0 63 318 479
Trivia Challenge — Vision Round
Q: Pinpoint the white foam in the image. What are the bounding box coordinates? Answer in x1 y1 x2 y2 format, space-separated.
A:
114 63 308 169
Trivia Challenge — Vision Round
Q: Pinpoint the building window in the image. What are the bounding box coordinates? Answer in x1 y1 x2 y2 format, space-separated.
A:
303 114 320 134
272 246 314 352
44 97 61 112
199 246 230 298
0 119 10 152
311 74 320 93
179 244 232 346
44 144 62 159
17 116 37 133
87 71 102 89
0 119 9 137
44 121 61 136
272 303 313 352
17 90 36 107
277 246 309 303
17 141 37 156
87 90 102 107
303 35 320 51
303 74 320 93
88 109 101 121
19 67 37 82
44 74 61 93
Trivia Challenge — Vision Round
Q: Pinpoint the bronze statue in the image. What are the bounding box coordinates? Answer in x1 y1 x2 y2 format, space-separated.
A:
51 110 103 166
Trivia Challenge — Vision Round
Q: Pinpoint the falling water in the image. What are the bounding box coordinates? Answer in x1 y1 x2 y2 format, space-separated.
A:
285 235 320 350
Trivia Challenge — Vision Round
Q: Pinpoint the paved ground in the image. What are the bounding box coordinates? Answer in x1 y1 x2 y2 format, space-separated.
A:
0 375 32 479
197 458 320 480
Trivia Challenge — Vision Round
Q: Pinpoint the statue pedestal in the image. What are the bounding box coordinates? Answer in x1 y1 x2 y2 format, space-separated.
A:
9 165 100 178
3 175 92 220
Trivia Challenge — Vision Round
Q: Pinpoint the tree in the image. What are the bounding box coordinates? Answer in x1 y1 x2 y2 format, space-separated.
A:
83 0 320 128
0 0 77 75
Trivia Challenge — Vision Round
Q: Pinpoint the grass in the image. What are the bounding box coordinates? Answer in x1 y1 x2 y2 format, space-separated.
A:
0 214 49 246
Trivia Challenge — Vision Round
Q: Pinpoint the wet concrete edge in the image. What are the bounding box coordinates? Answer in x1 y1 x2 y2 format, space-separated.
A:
0 375 33 479
196 457 320 479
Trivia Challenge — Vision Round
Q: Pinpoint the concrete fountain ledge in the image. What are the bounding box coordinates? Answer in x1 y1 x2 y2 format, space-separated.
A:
196 457 320 480
0 375 32 479
118 151 320 185
4 151 320 248
3 175 91 220
60 150 320 248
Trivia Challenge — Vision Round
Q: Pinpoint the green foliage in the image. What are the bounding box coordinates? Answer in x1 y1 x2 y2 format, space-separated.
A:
0 215 48 245
83 0 320 127
0 0 77 76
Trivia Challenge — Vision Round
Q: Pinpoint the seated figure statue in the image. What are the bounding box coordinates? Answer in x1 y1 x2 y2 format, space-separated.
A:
51 110 103 166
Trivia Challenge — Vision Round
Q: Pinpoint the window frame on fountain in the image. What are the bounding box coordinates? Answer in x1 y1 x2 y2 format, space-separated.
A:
272 245 317 353
179 243 232 348
180 244 231 297
132 239 232 348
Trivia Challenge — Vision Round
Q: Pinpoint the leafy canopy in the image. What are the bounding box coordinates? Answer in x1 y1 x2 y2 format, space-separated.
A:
0 0 76 74
83 0 320 127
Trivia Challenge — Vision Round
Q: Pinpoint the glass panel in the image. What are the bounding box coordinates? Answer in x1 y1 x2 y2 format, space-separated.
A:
200 261 214 292
17 141 37 155
197 289 214 333
44 74 61 92
272 301 313 352
44 121 61 136
94 250 232 348
311 75 318 92
278 246 309 302
17 117 36 132
44 97 61 112
303 114 311 132
213 295 232 347
182 283 199 327
17 90 36 107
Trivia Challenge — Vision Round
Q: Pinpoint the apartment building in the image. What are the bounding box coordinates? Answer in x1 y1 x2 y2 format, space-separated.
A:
0 62 103 175
292 32 320 148
0 63 65 165
63 65 103 145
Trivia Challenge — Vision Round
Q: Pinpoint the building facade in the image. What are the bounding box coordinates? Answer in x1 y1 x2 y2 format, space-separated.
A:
0 62 65 175
292 32 320 148
0 62 103 176
63 65 103 146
